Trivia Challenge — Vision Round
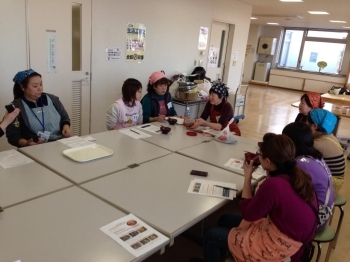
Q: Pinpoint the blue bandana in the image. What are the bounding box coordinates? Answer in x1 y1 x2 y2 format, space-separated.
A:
309 108 337 134
13 69 37 84
210 82 229 99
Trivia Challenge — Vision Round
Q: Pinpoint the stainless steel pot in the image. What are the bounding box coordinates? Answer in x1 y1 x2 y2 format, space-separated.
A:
176 81 198 101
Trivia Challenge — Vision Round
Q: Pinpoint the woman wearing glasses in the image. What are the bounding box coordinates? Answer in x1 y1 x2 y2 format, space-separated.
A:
6 69 71 147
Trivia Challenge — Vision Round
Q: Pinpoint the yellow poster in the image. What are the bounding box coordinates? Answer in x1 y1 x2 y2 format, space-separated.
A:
126 23 146 62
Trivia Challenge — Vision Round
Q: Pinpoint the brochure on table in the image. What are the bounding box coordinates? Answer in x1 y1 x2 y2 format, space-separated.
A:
119 128 151 139
0 149 33 169
136 124 161 134
58 135 96 148
187 178 237 199
224 158 265 179
100 213 169 257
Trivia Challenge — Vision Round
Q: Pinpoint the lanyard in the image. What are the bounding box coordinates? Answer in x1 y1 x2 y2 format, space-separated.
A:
29 107 45 131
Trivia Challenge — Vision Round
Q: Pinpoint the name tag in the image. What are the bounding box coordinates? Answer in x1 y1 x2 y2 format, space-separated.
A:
167 102 172 109
37 130 51 142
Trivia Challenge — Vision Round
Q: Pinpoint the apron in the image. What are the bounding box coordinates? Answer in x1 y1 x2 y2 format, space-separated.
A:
210 102 241 136
22 95 62 141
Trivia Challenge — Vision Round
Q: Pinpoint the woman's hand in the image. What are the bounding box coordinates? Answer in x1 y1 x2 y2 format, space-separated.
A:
157 115 166 122
191 118 205 129
27 138 42 146
62 124 72 138
243 160 256 180
0 108 20 128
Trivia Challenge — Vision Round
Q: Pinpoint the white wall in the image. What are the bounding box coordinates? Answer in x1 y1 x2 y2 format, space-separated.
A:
0 0 27 151
90 0 252 133
243 24 260 82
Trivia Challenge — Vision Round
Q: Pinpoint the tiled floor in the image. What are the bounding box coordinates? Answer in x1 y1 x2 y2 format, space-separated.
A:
144 85 350 262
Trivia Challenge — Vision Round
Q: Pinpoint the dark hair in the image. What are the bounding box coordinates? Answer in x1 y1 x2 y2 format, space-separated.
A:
13 72 42 99
146 77 170 94
282 122 322 159
122 78 142 102
300 94 313 108
260 134 315 203
306 113 323 133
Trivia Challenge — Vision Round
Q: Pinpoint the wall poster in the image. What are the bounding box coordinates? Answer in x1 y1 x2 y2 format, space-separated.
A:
126 23 146 62
208 47 219 67
198 27 209 50
106 47 122 61
46 30 57 73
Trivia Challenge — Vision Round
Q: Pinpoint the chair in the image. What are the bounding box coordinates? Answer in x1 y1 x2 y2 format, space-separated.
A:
329 193 347 249
313 225 336 262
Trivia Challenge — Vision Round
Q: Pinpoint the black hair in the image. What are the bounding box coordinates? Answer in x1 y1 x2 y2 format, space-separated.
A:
146 77 170 94
122 78 142 102
260 134 315 203
13 72 42 99
282 122 322 159
300 94 313 108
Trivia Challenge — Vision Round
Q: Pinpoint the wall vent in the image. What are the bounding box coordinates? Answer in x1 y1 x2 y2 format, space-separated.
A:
71 81 82 136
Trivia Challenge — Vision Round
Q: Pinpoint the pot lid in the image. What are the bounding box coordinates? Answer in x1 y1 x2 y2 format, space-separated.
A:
178 81 197 91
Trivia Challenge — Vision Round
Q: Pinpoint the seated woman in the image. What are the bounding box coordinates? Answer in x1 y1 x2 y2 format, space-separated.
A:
190 82 241 136
141 71 177 123
295 92 324 122
282 122 335 231
0 108 20 137
202 135 317 262
106 78 143 130
307 108 345 194
6 69 71 147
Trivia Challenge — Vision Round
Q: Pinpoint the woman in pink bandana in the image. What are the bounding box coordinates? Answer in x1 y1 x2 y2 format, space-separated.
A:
295 92 325 122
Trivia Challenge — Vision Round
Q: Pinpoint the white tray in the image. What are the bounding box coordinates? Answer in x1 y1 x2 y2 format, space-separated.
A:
62 144 113 162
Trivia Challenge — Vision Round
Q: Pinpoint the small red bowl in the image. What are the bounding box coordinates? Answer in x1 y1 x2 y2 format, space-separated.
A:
167 118 177 125
244 152 260 167
160 126 171 134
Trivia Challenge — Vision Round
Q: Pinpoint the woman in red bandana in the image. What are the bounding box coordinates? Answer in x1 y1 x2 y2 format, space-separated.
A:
295 92 324 122
191 82 241 136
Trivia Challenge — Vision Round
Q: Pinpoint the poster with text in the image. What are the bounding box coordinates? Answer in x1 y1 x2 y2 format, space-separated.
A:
198 27 209 50
208 47 219 67
47 33 57 73
126 23 146 62
106 47 122 61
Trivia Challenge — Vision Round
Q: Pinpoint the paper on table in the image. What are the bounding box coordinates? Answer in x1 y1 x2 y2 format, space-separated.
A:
119 128 151 139
58 136 95 148
202 128 236 136
0 150 33 169
83 136 96 142
224 158 265 179
100 213 169 257
187 178 236 199
136 124 161 134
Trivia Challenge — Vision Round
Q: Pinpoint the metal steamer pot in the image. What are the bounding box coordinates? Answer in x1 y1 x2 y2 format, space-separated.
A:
176 81 198 101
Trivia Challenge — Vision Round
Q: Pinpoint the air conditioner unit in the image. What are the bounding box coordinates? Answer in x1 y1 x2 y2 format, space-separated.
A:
258 37 277 55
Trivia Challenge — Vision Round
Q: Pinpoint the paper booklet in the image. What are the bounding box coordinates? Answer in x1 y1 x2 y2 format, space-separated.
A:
100 213 169 257
136 124 162 134
0 149 33 169
224 158 265 180
58 136 96 148
187 178 237 199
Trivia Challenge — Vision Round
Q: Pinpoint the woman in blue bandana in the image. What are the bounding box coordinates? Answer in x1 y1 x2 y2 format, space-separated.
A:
6 69 71 147
191 82 241 136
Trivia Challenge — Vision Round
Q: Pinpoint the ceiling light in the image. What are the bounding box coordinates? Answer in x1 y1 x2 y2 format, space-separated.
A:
343 26 350 29
308 11 329 15
280 0 303 2
330 20 347 23
251 17 257 20
267 23 279 25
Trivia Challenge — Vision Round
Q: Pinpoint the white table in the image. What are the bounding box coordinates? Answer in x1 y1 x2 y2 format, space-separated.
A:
139 122 214 152
18 131 171 184
0 187 168 262
0 156 72 209
82 153 245 245
177 137 261 178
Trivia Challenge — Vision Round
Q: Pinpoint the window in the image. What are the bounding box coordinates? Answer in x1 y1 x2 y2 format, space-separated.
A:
279 29 348 74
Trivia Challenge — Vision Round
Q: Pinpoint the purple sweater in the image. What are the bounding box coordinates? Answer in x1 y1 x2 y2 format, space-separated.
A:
296 156 335 231
240 174 317 261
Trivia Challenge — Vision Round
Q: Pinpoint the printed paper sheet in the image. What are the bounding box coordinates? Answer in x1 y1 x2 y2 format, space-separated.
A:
136 124 161 134
187 178 237 199
224 158 265 180
100 213 169 257
0 150 33 169
57 136 96 148
119 128 151 139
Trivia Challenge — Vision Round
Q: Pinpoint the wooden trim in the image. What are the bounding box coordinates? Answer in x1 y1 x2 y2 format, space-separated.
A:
269 74 345 85
267 84 305 93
